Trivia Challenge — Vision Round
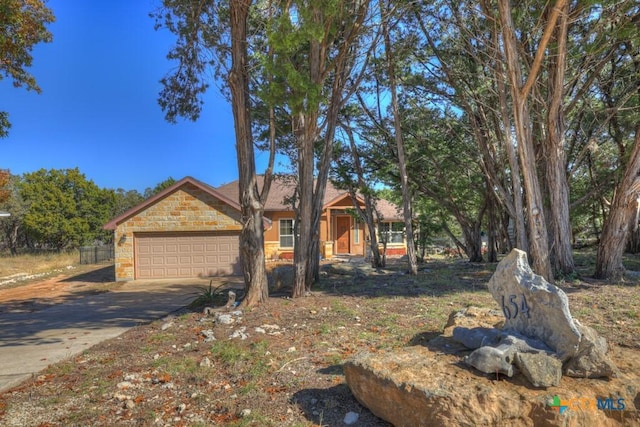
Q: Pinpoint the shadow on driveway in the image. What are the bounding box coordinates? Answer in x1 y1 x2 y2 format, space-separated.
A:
0 277 232 392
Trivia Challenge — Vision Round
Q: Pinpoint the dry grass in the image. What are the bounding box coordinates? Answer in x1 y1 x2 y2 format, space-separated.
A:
0 252 639 426
0 251 79 277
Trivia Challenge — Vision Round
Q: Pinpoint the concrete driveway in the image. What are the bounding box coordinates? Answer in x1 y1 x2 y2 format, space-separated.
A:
0 276 228 393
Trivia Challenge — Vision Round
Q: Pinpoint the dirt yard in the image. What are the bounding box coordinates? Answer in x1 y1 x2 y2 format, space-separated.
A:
0 252 638 426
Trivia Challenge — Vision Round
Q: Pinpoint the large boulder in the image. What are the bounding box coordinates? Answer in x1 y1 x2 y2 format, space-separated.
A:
344 345 638 427
484 249 618 379
487 249 581 361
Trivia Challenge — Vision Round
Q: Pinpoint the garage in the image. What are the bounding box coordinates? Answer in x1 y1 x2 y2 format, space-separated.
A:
134 231 241 279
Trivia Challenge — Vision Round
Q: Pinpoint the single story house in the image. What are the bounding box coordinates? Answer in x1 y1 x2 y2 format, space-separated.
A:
104 176 405 281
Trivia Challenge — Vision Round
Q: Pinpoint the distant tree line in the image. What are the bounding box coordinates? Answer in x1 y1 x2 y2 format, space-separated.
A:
0 168 174 255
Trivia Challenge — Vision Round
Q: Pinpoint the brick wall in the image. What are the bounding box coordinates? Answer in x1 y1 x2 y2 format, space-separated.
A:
113 183 242 281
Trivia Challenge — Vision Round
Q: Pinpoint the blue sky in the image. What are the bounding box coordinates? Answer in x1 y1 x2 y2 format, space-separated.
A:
1 0 274 193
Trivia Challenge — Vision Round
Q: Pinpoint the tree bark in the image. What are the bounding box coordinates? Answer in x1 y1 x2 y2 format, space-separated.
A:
341 123 384 267
498 0 562 282
229 0 269 307
595 126 640 280
381 0 417 274
292 112 318 298
544 1 575 277
494 50 529 254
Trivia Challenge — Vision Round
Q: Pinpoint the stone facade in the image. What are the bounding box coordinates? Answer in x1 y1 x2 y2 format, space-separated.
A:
112 183 242 281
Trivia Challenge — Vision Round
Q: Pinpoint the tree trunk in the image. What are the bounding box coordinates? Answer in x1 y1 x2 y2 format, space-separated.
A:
486 188 499 263
344 125 384 268
544 2 575 277
595 126 640 280
498 0 561 282
382 0 417 274
292 113 317 298
229 0 268 307
495 54 528 254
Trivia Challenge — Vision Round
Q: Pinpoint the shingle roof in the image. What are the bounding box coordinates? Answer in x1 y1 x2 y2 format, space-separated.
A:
216 175 403 220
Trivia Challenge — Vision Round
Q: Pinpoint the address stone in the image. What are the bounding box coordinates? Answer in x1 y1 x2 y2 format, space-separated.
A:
487 249 581 361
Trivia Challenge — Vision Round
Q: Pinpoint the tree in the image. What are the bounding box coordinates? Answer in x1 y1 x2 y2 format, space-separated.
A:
153 0 275 307
496 0 568 282
595 127 640 280
380 0 417 274
332 117 385 268
262 0 370 297
143 177 176 198
112 188 144 217
0 169 10 203
0 173 27 255
0 0 54 137
20 168 114 250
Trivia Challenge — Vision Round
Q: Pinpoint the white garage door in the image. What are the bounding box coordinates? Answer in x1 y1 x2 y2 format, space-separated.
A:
134 232 241 279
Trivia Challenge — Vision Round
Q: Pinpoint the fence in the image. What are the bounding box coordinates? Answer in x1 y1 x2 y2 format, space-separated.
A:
79 245 115 264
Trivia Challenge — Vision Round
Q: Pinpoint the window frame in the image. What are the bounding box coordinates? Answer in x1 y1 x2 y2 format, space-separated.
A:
379 221 404 244
279 218 295 248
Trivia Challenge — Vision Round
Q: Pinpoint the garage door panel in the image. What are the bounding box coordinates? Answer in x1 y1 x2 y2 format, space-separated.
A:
135 232 240 279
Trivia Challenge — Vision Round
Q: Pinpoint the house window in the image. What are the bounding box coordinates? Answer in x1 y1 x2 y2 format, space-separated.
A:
354 219 360 244
279 219 295 248
379 222 404 244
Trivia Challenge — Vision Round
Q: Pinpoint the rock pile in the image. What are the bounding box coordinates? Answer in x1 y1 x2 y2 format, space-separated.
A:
457 249 618 385
345 249 637 426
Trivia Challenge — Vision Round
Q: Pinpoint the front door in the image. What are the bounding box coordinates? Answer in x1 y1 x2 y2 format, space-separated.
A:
336 216 351 254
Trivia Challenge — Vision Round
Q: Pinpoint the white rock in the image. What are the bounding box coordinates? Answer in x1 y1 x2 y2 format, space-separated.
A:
116 381 134 390
216 314 234 324
344 411 360 425
199 357 213 368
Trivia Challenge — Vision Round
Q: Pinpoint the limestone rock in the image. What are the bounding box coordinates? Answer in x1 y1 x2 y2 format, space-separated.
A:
325 262 373 277
344 346 638 427
452 326 502 349
564 321 619 379
345 348 528 426
514 352 562 388
464 345 515 377
443 306 504 335
487 249 581 360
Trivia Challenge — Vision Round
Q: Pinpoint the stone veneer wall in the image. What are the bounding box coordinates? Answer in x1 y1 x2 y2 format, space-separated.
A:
113 183 242 281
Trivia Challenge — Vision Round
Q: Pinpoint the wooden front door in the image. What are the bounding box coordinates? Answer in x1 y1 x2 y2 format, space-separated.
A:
336 216 351 253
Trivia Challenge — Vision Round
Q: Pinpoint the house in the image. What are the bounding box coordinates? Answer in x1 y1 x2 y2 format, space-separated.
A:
216 176 406 260
104 176 406 281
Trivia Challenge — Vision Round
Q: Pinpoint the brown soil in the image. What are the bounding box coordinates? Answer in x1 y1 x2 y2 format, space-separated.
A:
0 265 120 315
0 255 639 426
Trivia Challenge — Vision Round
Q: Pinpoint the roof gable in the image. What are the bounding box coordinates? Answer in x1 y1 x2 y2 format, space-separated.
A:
103 176 241 230
216 175 403 220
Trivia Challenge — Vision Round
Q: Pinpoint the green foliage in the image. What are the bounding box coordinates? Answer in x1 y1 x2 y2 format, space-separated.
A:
0 0 55 136
20 168 115 250
152 1 227 123
143 176 176 198
188 280 228 309
112 188 144 216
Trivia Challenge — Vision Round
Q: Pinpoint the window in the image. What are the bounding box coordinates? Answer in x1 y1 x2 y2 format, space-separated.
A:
354 219 360 244
379 222 404 244
279 219 294 248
